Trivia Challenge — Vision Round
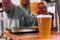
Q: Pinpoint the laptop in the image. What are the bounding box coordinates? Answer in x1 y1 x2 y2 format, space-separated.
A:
6 26 39 34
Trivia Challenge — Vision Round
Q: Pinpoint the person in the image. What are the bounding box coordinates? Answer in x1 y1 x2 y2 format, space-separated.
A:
2 0 37 28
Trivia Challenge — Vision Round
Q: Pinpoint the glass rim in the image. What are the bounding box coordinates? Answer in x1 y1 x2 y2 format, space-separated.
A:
37 15 52 18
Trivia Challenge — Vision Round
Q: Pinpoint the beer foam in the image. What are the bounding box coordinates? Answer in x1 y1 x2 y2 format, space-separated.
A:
37 15 52 18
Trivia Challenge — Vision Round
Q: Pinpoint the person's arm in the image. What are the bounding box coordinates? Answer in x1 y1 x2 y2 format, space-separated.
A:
2 0 13 12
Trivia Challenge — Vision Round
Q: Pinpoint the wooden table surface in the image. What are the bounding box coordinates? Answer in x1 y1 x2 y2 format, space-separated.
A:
4 31 60 40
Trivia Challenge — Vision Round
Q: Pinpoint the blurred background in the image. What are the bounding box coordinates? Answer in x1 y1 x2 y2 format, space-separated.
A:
0 0 56 37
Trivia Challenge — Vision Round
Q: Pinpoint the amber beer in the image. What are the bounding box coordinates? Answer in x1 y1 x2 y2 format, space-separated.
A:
37 15 52 38
30 0 40 14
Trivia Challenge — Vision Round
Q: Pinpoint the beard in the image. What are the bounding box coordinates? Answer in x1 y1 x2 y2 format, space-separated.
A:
21 2 30 8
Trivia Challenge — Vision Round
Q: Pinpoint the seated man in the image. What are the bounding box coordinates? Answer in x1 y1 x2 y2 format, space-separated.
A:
2 0 37 28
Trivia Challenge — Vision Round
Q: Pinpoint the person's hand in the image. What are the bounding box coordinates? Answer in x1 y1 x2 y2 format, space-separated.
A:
36 2 48 15
2 0 12 12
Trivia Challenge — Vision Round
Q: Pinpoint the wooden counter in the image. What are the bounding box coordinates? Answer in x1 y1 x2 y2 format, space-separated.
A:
4 31 60 40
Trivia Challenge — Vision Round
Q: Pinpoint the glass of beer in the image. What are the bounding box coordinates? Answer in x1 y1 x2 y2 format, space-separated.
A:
37 15 52 38
30 0 41 14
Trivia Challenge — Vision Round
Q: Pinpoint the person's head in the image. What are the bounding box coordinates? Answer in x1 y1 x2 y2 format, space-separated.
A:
20 0 30 8
2 0 13 12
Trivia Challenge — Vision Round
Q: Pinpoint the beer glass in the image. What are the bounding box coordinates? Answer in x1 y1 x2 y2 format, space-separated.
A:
30 0 40 14
37 15 52 38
